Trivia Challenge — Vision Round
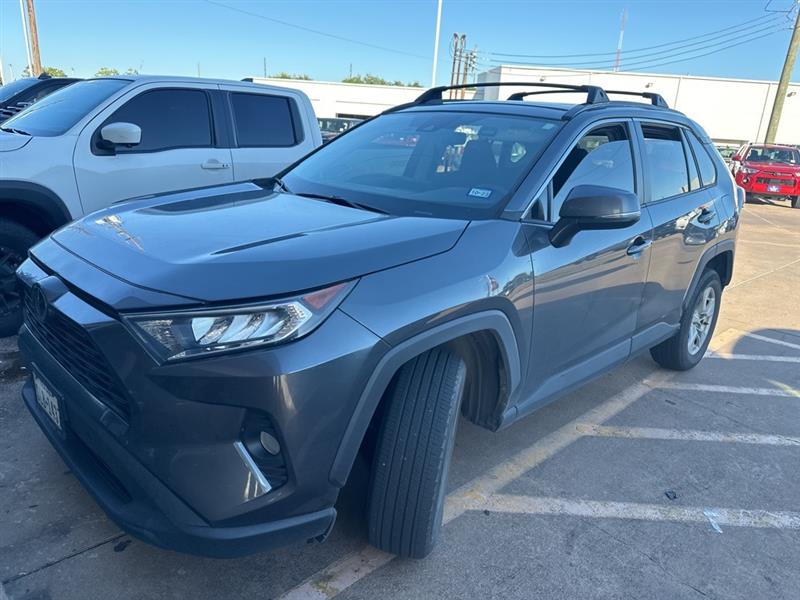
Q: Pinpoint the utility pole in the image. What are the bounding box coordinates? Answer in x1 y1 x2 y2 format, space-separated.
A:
450 33 465 99
25 0 42 76
765 5 800 143
614 8 628 72
19 0 32 76
263 57 267 78
430 0 443 87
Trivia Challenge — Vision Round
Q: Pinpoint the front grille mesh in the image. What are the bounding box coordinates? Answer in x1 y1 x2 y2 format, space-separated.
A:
756 177 793 186
23 286 130 419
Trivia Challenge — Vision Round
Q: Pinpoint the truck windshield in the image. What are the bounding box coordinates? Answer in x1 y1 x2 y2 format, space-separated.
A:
3 79 130 137
0 78 37 103
745 147 800 165
283 110 562 219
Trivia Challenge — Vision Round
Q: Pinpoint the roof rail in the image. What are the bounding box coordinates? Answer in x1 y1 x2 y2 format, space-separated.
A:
605 90 669 108
414 82 609 105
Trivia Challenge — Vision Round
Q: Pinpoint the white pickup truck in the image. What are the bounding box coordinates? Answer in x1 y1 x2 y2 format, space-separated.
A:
0 75 321 334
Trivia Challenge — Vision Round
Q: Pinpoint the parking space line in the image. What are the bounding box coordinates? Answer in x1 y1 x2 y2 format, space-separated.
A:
576 423 800 446
476 494 800 531
279 376 671 599
741 332 800 352
654 381 800 398
705 352 800 363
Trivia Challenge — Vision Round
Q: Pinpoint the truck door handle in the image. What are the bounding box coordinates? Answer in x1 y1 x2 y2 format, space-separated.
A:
202 159 230 170
697 207 716 224
626 236 652 256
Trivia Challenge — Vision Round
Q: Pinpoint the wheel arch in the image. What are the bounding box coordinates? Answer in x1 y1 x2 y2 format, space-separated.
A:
0 181 73 237
329 310 522 487
682 239 735 312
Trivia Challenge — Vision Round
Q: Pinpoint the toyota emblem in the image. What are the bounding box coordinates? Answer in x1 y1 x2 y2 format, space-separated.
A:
31 284 49 321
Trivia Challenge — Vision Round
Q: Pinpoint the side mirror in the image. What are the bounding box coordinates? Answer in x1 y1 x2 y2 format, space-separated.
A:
731 154 742 162
549 184 641 247
99 122 141 150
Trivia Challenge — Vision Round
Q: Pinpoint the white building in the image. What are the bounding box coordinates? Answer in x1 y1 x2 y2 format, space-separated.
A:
254 66 799 145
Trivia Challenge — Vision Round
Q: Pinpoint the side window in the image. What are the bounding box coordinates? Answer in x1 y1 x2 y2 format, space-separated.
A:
106 89 212 153
686 130 717 187
230 93 298 147
641 124 690 201
682 131 701 191
549 123 635 219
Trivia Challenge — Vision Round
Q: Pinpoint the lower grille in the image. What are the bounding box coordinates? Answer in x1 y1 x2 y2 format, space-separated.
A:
756 177 793 186
23 286 130 419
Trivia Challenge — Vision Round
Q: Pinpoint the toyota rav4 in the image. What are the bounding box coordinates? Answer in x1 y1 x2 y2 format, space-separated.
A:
18 82 741 559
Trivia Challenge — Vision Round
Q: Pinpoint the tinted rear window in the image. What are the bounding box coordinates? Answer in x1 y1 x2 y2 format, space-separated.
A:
641 124 690 201
686 130 717 187
230 93 297 147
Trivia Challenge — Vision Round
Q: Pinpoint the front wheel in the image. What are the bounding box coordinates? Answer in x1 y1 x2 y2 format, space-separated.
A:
650 269 722 371
367 347 466 558
0 220 39 337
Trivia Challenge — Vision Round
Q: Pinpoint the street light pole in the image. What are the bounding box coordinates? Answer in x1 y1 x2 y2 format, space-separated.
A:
19 0 32 77
431 0 443 87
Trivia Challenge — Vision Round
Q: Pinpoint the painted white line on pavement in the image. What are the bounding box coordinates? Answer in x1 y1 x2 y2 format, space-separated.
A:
741 332 800 352
279 375 670 600
654 381 800 398
729 256 800 290
577 424 800 446
705 352 800 363
476 494 800 531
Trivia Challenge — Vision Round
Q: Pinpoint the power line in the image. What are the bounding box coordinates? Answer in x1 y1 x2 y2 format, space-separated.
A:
488 11 786 59
203 0 429 60
470 28 789 76
490 20 791 69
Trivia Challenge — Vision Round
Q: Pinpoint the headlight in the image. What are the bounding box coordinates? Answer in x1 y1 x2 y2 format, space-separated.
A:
739 166 759 174
124 281 355 362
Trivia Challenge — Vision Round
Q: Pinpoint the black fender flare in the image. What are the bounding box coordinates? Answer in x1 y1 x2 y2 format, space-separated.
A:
682 238 735 312
0 180 73 233
329 310 522 487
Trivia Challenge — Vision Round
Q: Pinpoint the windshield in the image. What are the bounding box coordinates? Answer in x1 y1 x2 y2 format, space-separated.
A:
3 78 129 136
284 110 561 219
745 146 800 165
0 78 38 103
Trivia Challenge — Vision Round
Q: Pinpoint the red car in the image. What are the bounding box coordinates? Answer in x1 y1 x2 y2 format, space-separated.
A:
731 144 800 208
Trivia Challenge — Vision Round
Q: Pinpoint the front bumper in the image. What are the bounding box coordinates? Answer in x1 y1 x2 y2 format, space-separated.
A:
18 255 387 557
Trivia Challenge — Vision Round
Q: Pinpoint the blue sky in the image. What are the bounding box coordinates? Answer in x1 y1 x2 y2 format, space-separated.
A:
1 0 798 85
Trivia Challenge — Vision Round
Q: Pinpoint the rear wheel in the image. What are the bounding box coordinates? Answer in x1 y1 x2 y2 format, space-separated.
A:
367 347 466 558
792 196 799 209
650 269 722 371
0 219 39 337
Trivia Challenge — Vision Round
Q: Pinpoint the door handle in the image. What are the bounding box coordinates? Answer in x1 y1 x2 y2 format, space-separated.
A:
697 207 716 224
626 236 652 256
202 159 230 170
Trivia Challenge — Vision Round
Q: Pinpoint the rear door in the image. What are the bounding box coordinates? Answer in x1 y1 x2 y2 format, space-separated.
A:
633 121 721 348
74 83 234 214
218 85 320 181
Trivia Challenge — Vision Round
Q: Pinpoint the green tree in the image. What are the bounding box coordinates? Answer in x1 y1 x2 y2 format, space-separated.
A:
272 72 312 80
342 74 422 87
95 67 138 77
21 66 67 77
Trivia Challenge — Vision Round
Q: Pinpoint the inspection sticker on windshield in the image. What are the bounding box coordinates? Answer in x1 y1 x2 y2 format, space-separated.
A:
468 188 493 199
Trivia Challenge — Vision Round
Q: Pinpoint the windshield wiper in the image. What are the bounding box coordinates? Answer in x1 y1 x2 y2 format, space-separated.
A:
294 192 388 215
0 126 30 136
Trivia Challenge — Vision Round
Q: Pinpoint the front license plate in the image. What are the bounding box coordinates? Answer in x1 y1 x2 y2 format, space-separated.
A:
768 184 780 192
34 373 62 431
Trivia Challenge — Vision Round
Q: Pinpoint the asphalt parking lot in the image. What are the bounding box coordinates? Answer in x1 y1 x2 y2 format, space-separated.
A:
2 197 799 600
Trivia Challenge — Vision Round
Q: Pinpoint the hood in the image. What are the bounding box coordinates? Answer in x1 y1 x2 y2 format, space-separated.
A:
0 131 32 152
743 161 800 174
51 182 469 303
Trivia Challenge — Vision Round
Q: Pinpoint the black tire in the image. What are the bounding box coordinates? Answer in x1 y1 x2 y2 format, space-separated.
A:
650 269 722 371
0 219 39 337
367 347 467 559
792 196 799 209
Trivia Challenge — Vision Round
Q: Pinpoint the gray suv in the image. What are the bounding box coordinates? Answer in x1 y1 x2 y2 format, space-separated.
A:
17 82 741 559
